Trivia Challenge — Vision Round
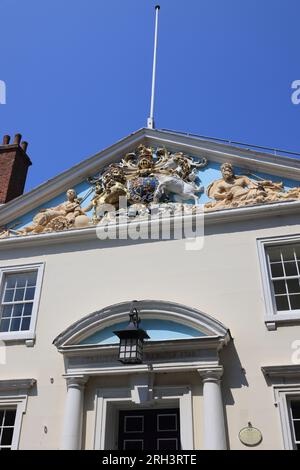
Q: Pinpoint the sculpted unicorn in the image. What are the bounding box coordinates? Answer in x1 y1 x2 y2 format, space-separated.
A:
153 168 204 204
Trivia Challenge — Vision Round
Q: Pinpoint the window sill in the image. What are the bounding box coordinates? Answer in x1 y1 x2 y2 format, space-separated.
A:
0 331 35 346
265 314 300 330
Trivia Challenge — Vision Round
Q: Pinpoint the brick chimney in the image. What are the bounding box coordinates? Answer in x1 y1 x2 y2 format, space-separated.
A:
0 133 32 204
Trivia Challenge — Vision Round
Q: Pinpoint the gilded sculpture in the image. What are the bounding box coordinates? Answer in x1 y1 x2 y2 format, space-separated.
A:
86 145 208 222
205 162 295 211
86 165 130 223
3 147 300 238
18 189 90 235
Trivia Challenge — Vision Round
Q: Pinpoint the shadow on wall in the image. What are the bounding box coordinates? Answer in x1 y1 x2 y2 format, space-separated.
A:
220 341 249 449
220 340 249 407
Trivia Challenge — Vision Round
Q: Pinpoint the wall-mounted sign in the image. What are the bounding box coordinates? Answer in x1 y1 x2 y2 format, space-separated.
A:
239 423 262 447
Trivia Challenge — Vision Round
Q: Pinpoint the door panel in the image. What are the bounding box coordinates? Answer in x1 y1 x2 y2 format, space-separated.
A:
118 408 180 451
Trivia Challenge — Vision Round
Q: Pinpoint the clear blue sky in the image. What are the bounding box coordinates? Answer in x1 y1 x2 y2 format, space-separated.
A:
0 0 299 191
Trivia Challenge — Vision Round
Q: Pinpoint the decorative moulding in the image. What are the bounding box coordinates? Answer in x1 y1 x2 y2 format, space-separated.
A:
1 199 300 250
52 299 231 349
0 378 36 392
261 365 300 379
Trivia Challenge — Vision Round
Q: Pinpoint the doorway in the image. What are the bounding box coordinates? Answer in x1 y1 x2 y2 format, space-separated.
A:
118 408 180 450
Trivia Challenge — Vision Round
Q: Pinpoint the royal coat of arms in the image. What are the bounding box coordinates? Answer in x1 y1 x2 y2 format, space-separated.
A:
85 145 208 222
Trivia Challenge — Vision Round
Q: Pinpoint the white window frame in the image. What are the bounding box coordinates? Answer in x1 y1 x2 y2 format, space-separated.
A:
0 396 27 450
0 379 35 450
257 235 300 330
0 263 45 344
274 386 300 450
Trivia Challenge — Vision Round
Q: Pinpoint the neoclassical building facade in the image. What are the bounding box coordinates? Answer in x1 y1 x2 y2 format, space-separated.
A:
0 128 300 450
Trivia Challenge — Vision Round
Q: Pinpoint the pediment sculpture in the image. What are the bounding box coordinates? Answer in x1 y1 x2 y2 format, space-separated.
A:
16 188 90 235
0 146 207 236
3 152 300 238
205 162 300 211
86 145 207 223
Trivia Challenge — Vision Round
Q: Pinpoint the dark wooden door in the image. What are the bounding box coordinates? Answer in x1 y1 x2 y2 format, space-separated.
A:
118 408 180 451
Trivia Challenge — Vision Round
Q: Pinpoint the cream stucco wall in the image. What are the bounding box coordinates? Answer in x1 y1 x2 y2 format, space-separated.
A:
1 212 300 449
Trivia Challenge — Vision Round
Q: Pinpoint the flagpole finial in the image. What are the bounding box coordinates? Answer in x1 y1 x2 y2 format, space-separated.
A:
155 5 160 9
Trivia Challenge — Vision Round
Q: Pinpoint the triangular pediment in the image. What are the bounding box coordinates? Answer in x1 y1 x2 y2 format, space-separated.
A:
1 127 300 238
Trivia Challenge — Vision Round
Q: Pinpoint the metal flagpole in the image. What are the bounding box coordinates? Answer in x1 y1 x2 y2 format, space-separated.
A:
147 5 160 129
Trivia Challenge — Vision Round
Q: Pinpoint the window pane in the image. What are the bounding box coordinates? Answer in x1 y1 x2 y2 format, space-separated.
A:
268 247 281 262
26 271 37 287
23 303 33 316
15 274 27 288
1 428 14 446
12 304 23 317
2 305 12 318
294 421 300 441
14 288 25 302
290 295 300 310
287 279 300 294
0 319 10 332
25 287 35 301
270 263 284 278
5 276 17 289
273 280 286 295
291 401 300 419
282 246 295 261
10 317 21 332
275 296 289 311
295 245 300 259
3 290 14 302
21 317 31 331
4 410 16 427
284 262 298 276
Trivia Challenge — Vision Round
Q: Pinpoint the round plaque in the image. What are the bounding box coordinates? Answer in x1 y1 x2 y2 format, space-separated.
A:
239 425 262 447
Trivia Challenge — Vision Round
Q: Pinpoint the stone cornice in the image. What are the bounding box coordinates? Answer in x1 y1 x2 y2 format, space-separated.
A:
261 365 300 379
1 199 300 250
64 361 221 377
0 378 36 392
57 336 227 356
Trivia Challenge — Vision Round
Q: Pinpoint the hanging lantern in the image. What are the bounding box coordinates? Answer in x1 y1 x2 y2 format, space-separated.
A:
114 301 150 364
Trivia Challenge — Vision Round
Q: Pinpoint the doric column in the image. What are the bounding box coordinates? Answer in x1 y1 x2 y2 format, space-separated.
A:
198 368 227 450
61 375 88 450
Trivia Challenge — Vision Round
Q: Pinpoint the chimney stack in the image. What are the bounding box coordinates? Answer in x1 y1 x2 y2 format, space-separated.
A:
0 133 32 204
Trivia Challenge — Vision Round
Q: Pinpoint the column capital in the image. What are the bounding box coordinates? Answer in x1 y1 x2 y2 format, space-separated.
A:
197 367 223 383
64 375 88 389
